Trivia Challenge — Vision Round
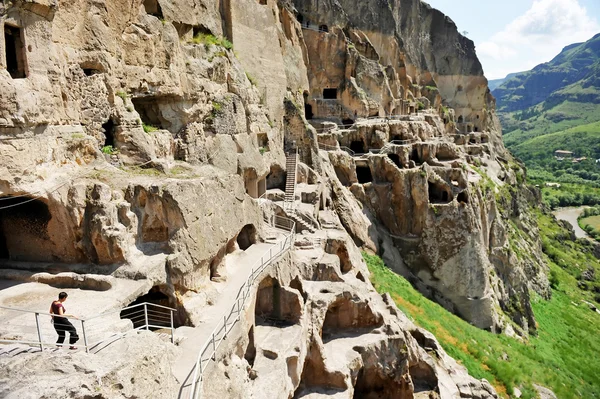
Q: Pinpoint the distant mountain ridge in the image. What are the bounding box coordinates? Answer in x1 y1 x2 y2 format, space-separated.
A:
493 33 600 112
487 72 521 91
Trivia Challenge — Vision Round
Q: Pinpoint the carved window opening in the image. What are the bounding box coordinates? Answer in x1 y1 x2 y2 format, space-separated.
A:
323 88 337 100
143 0 163 18
350 140 366 154
457 115 464 123
356 165 373 184
4 25 27 79
319 25 329 33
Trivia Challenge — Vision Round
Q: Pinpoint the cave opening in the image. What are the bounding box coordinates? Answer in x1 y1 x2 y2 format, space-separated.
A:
132 97 166 131
410 148 421 165
342 118 354 126
318 25 329 33
457 191 469 204
350 140 366 154
143 0 163 18
4 25 27 79
193 25 212 38
102 118 116 148
388 153 402 169
0 197 54 262
474 127 479 132
304 103 313 120
457 115 464 123
356 165 373 184
323 88 337 100
120 285 189 328
267 164 286 191
428 182 451 204
244 172 258 199
391 134 402 142
237 224 257 251
255 276 301 327
257 132 269 150
0 221 8 259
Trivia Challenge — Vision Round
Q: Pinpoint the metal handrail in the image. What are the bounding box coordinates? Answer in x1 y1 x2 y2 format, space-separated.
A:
188 217 296 399
317 142 356 156
0 302 177 353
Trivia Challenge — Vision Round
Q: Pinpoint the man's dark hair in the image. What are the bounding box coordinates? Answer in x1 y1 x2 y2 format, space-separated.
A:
58 292 68 300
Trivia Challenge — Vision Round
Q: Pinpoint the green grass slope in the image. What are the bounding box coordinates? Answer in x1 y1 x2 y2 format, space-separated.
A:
365 211 600 398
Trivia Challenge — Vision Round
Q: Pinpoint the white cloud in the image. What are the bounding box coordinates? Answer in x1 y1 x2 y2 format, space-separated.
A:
477 0 599 79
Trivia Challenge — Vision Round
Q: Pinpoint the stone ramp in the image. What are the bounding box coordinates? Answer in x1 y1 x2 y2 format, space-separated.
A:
173 241 284 398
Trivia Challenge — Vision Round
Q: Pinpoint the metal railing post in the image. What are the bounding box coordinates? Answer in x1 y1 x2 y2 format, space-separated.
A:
144 303 149 330
170 310 175 344
224 315 228 338
82 320 89 353
211 333 216 360
34 313 43 351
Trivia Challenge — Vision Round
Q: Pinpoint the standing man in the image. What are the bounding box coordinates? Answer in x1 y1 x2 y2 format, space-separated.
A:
49 292 79 349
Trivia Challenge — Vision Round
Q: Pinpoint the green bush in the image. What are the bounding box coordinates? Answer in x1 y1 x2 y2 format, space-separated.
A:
101 145 116 155
142 123 158 133
191 33 233 50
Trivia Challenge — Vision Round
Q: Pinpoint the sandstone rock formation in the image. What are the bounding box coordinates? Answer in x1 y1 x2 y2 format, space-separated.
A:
0 0 550 396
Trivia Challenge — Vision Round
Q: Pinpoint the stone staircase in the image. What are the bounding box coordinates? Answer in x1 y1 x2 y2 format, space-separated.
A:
284 152 297 209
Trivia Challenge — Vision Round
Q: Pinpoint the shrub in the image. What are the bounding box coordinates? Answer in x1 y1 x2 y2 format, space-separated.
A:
142 123 158 133
101 145 116 155
191 33 233 50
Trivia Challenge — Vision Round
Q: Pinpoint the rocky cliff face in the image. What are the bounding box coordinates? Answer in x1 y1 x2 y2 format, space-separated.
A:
0 0 549 396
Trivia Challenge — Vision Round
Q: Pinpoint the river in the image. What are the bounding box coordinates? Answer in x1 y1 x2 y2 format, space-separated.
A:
552 206 590 239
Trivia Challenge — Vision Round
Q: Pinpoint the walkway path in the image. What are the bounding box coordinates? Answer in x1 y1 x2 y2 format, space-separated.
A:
173 240 284 398
552 206 590 239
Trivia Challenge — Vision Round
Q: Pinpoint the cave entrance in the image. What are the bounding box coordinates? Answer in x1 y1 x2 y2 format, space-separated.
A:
457 115 464 123
143 0 163 18
391 134 402 142
257 132 269 151
0 197 54 262
410 148 420 165
474 127 479 132
120 285 189 328
356 165 373 184
255 276 301 327
388 154 402 169
102 118 116 148
304 103 313 120
267 164 286 191
244 172 258 199
457 191 469 204
132 97 166 131
342 118 354 126
428 182 451 204
323 88 337 100
237 224 257 251
318 25 329 33
4 25 27 79
350 140 366 154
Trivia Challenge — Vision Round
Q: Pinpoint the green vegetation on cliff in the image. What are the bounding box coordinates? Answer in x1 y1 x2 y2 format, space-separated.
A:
365 210 600 398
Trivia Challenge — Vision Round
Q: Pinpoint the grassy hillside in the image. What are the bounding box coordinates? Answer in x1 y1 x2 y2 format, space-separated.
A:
365 211 600 398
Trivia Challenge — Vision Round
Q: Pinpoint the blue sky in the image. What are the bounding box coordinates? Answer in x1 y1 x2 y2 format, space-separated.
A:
425 0 600 79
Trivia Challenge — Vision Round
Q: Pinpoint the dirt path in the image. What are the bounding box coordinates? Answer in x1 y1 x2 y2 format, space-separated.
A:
552 206 590 239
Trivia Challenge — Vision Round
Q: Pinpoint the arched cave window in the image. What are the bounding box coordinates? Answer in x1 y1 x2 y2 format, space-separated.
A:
237 224 257 250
